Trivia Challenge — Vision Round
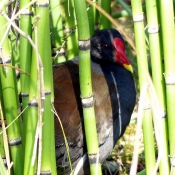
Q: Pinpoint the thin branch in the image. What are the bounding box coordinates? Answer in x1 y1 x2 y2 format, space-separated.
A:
51 104 73 173
0 105 28 135
0 64 30 75
0 9 42 62
34 15 44 175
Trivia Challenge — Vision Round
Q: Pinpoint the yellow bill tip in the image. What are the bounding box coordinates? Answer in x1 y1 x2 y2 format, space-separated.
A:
124 64 133 73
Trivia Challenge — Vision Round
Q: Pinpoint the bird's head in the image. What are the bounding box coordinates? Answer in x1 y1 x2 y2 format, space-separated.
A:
90 29 133 73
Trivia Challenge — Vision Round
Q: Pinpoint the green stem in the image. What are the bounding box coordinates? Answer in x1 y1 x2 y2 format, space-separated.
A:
142 108 156 173
145 0 169 174
19 0 32 152
50 0 66 63
99 0 112 29
23 50 38 175
73 0 102 174
35 1 56 173
159 0 175 173
130 0 156 174
0 4 23 175
87 0 96 36
63 0 78 60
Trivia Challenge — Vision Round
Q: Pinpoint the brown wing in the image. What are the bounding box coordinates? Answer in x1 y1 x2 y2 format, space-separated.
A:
54 61 119 173
54 63 84 168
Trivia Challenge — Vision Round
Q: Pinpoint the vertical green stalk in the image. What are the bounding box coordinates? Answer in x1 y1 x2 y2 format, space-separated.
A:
95 0 100 28
50 0 66 63
142 108 156 173
99 0 111 29
0 3 23 175
130 0 156 174
73 0 102 174
159 0 175 174
145 0 169 174
19 0 32 151
87 0 96 36
64 0 78 60
35 1 56 174
23 49 38 175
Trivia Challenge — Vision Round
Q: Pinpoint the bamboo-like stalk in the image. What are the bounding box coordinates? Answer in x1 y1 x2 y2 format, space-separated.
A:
87 0 96 36
142 109 156 172
19 0 32 151
22 15 44 173
73 0 102 174
95 0 100 29
145 0 169 174
19 2 40 175
35 1 56 174
10 40 24 141
99 0 111 29
50 0 66 64
0 3 23 175
63 0 78 60
159 0 175 174
130 0 156 174
23 49 38 175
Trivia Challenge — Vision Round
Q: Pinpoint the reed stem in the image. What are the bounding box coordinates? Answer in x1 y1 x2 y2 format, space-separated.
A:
73 0 102 174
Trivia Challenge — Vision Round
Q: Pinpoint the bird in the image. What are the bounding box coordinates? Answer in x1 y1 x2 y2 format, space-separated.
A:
53 29 136 175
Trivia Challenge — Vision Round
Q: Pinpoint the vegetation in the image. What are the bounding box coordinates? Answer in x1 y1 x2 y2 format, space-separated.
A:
0 0 175 174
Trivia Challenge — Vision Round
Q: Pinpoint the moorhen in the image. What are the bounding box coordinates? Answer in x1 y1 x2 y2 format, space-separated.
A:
54 29 136 174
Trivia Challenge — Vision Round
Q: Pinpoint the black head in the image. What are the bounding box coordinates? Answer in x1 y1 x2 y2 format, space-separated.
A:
90 29 133 73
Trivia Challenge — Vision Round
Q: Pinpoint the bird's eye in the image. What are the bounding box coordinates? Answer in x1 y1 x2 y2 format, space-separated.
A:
101 43 108 50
